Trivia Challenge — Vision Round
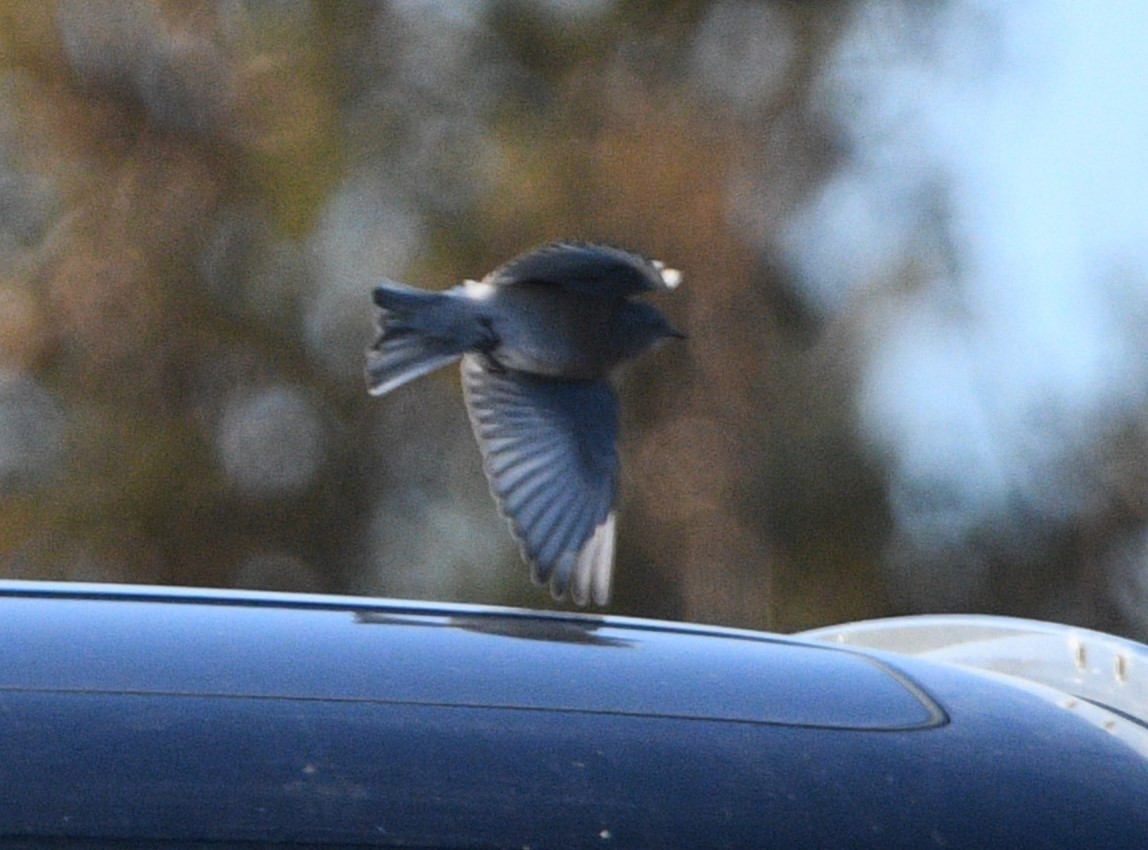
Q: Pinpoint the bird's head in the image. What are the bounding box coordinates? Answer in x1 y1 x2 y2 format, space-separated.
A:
619 301 686 359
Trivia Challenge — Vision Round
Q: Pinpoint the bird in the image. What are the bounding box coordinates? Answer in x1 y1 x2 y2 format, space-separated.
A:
366 241 683 606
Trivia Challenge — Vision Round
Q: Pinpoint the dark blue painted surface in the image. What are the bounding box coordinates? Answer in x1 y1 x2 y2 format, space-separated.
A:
0 588 938 729
1 582 1147 848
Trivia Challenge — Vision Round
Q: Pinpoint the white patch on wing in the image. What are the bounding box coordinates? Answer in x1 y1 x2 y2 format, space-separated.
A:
658 266 683 289
463 279 497 299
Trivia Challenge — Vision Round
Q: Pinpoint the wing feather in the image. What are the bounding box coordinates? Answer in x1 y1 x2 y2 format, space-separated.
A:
485 241 681 296
461 355 619 604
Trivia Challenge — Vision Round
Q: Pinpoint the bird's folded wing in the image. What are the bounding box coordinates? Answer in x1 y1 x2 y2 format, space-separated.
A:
486 241 681 296
461 355 618 605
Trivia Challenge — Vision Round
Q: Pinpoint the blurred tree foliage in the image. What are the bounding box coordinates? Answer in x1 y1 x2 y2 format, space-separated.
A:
0 0 1145 638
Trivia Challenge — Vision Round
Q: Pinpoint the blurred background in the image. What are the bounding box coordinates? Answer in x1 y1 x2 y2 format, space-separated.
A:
1 0 1147 637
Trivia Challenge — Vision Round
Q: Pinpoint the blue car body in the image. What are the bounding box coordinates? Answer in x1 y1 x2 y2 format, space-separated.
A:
2 581 1147 848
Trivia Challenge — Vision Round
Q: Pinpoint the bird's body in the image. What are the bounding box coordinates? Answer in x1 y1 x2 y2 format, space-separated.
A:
366 241 682 606
468 280 672 378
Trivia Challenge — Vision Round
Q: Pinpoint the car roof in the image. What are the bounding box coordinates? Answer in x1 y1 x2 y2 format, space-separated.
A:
3 581 1148 849
0 580 939 730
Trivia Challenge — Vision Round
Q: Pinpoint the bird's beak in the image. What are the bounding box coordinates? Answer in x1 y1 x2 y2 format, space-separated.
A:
667 326 687 341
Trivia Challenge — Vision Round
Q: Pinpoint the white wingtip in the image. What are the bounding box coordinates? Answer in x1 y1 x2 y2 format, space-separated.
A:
570 512 615 607
653 260 682 289
591 514 616 606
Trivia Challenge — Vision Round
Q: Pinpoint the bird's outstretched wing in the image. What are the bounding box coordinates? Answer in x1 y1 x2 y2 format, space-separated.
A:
485 241 682 297
461 354 618 606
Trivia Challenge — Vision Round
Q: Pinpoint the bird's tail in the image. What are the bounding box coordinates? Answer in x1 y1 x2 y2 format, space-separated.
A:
366 281 468 396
